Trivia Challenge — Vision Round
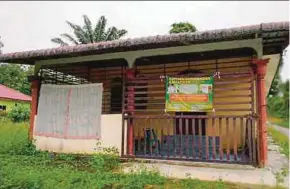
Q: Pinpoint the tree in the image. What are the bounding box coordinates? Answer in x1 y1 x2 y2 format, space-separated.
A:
0 64 33 95
51 15 128 46
280 79 289 118
268 72 282 97
169 22 197 34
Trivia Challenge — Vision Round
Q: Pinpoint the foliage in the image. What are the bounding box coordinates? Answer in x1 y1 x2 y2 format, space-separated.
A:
268 116 289 128
0 110 8 121
52 15 128 46
169 22 197 34
268 127 289 159
8 104 30 123
267 78 289 121
280 80 289 116
0 64 34 95
0 121 38 155
0 121 283 189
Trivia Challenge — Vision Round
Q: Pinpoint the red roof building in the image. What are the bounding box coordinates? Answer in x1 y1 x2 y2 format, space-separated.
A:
0 84 31 102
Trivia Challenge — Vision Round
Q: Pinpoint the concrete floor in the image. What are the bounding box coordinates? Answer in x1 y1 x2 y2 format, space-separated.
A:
123 135 289 188
124 162 278 186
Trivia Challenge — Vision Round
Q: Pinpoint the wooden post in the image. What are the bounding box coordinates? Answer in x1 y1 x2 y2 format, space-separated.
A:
253 58 270 167
29 77 40 141
126 68 135 156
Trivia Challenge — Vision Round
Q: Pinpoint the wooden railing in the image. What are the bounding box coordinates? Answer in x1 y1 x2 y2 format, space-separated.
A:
122 115 257 164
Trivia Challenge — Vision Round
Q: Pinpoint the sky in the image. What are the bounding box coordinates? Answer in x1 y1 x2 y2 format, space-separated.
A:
0 1 289 80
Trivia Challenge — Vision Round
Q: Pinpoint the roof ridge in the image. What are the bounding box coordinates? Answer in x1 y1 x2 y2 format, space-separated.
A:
0 21 288 64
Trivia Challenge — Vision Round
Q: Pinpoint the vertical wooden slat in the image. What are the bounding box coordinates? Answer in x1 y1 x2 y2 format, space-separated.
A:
252 118 256 163
160 119 163 157
144 122 147 156
179 118 183 158
126 118 130 155
233 118 238 161
212 118 216 160
241 117 245 162
149 119 153 156
198 119 202 159
138 121 141 155
205 119 209 160
132 117 135 156
219 118 223 160
192 118 196 159
185 118 189 158
167 118 170 158
247 118 253 162
174 118 177 157
226 117 230 161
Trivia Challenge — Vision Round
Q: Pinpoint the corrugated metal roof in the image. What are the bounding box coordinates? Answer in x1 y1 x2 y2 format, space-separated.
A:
0 84 31 102
0 21 288 64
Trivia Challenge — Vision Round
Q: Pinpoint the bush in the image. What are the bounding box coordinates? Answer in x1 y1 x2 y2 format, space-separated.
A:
0 110 8 121
8 104 30 122
267 96 289 119
89 153 120 172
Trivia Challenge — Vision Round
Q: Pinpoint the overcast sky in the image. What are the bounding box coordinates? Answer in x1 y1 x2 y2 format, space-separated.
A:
0 1 289 80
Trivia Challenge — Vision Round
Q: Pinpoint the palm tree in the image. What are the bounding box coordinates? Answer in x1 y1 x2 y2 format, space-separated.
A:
51 15 128 46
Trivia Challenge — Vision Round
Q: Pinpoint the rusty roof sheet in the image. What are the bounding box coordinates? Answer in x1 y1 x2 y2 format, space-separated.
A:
0 21 288 64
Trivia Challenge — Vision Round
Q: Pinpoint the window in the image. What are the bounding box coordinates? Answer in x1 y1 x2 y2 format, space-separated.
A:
0 105 7 111
110 77 123 113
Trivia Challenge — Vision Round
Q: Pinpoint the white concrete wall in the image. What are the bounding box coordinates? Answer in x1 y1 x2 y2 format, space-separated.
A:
263 54 281 95
33 114 123 155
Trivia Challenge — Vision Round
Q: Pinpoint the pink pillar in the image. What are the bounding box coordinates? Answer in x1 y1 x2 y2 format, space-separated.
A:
126 68 135 156
253 58 270 167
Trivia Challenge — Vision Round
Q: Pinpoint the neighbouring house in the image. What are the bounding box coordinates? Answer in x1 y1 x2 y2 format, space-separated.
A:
0 21 288 168
0 84 31 112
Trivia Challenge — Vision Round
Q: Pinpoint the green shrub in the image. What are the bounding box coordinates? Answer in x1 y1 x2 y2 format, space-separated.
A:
267 96 289 119
0 110 8 121
0 121 43 156
89 153 120 172
8 104 30 122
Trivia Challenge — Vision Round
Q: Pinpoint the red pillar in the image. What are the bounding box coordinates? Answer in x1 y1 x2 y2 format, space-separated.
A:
126 68 135 156
253 58 270 167
29 79 40 141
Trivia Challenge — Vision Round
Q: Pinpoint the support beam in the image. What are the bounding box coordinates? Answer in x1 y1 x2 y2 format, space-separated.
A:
126 68 135 156
35 39 263 71
29 78 40 141
253 58 270 167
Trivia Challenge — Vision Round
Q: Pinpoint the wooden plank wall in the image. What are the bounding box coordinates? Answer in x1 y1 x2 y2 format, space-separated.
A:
131 56 256 150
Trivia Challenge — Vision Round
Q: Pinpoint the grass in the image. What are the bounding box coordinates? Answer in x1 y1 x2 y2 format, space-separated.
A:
268 116 289 128
0 120 286 189
268 126 289 159
268 126 289 186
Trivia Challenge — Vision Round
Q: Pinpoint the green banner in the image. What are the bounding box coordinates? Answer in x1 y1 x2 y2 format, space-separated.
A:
165 76 213 112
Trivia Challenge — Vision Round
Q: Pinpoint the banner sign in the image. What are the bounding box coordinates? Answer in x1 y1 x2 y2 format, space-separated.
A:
165 76 213 112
